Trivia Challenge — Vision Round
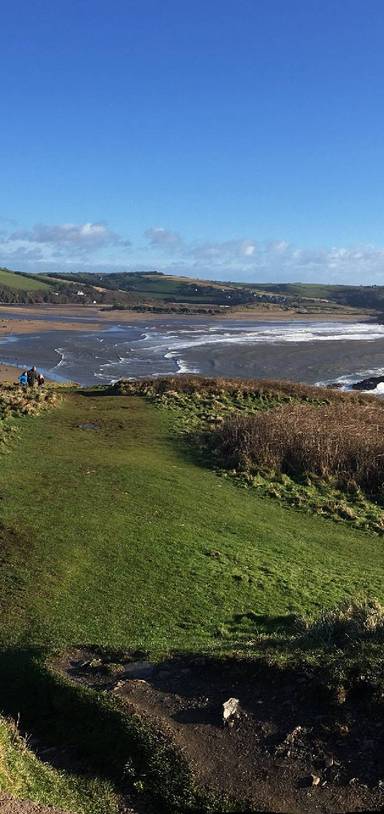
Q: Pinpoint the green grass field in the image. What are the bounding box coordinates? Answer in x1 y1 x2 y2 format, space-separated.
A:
1 390 384 652
2 386 384 812
0 268 51 292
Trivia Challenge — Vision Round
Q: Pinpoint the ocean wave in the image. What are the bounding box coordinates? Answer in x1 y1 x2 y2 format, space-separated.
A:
53 347 65 368
319 365 384 394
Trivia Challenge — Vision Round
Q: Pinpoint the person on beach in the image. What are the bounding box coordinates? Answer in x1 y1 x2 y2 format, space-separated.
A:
18 370 28 387
27 366 37 387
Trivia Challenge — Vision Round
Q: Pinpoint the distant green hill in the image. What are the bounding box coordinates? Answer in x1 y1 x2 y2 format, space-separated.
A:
2 265 384 314
0 267 133 305
45 270 384 314
0 267 51 292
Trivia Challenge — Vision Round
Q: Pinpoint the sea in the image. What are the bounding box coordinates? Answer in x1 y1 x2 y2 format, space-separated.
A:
2 316 384 390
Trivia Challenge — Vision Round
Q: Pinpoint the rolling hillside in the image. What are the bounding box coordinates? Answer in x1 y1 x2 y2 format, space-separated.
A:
0 267 132 305
2 265 384 315
45 270 375 314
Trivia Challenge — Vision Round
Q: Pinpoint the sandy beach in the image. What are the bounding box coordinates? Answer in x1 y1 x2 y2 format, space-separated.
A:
0 303 373 338
0 304 381 388
0 363 23 383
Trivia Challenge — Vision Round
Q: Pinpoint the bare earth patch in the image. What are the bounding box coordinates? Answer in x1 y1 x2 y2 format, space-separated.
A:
53 648 384 814
0 796 69 814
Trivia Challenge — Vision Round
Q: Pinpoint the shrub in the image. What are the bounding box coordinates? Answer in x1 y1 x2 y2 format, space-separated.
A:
112 374 373 405
212 401 384 500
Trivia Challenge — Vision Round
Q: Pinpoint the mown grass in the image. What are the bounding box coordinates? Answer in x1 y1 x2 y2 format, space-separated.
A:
1 387 384 651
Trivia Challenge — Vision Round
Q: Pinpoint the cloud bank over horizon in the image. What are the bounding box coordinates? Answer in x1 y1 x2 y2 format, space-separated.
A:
1 218 384 285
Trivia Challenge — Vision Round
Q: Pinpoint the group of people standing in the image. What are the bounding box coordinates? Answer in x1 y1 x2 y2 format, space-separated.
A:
18 366 45 388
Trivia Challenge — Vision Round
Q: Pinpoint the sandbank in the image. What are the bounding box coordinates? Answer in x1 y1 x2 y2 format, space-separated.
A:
0 303 374 340
0 363 24 383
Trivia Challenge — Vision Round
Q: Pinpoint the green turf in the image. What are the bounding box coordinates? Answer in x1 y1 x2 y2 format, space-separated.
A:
1 391 384 652
0 715 118 814
0 268 50 291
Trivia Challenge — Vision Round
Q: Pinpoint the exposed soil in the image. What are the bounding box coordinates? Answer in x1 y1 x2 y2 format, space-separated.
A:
52 648 384 813
0 798 138 814
0 796 69 814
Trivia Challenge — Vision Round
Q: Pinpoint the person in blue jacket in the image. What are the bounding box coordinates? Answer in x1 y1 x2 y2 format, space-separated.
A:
18 370 28 387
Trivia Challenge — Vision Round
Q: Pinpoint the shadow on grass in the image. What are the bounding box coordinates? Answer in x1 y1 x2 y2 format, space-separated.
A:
0 647 208 813
230 611 300 636
0 637 340 813
1 639 383 812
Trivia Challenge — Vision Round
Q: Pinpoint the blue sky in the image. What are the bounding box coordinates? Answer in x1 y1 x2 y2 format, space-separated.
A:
2 0 384 283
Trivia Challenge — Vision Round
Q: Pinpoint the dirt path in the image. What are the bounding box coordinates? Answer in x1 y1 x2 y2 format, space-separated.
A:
55 648 384 814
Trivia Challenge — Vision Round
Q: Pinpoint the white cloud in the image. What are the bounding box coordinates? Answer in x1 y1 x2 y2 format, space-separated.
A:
152 236 384 285
9 222 130 253
2 217 384 284
144 227 183 250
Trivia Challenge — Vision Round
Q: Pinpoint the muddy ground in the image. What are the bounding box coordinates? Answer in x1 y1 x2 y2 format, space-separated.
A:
49 648 384 814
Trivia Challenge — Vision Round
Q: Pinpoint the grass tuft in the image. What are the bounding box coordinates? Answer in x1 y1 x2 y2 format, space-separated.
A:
299 598 384 647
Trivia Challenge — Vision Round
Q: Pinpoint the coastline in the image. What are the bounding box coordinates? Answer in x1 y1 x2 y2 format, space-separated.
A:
0 363 23 383
0 303 375 338
0 305 381 388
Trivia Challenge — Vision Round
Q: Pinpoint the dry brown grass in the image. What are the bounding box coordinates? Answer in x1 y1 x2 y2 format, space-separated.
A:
112 374 373 404
213 400 384 500
299 598 384 646
0 384 57 420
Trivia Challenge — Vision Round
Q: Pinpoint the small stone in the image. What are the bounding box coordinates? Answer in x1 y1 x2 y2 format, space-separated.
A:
310 774 321 787
89 658 103 669
223 697 240 727
324 755 334 768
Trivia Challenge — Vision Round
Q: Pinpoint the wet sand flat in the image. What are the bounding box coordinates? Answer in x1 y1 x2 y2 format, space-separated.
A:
186 337 384 384
0 303 372 338
0 363 23 383
0 306 383 387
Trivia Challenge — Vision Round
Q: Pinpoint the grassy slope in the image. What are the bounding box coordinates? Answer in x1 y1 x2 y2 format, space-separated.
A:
47 272 231 303
0 268 50 292
0 716 118 814
1 391 384 652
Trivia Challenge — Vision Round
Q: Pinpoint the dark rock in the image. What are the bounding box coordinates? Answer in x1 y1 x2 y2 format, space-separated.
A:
351 375 384 391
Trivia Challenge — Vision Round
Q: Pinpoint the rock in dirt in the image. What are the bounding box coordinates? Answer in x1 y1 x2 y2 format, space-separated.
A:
223 697 240 727
351 375 384 391
310 773 321 787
